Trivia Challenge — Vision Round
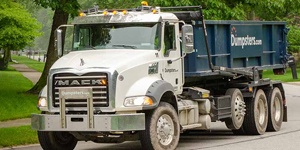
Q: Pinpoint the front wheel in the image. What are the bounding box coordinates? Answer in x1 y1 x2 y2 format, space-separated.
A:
140 102 180 150
225 88 246 130
38 131 78 150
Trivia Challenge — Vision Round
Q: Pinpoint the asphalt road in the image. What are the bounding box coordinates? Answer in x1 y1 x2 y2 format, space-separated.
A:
6 83 300 150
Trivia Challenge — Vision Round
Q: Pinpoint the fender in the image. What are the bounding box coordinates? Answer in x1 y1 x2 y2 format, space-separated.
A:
143 80 175 110
119 78 176 111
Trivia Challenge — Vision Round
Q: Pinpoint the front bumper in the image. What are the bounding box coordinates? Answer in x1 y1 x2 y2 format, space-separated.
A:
31 113 145 131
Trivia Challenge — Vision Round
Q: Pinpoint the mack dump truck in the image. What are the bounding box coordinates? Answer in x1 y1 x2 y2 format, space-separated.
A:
31 3 296 150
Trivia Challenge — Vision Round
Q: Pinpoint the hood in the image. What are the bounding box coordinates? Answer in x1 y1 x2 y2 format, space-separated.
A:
51 49 157 72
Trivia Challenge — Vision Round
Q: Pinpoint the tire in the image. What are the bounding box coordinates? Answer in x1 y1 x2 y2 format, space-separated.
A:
38 131 78 150
225 88 246 130
243 89 268 135
266 87 283 131
140 102 180 150
232 126 246 135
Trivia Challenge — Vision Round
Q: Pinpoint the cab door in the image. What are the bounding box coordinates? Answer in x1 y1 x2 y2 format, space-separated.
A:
161 22 183 94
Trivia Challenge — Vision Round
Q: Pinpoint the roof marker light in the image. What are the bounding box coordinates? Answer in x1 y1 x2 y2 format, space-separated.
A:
152 9 157 14
141 1 148 6
79 12 85 17
103 11 108 16
122 10 127 15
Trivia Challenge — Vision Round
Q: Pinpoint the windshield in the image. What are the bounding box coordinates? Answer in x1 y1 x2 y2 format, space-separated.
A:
73 23 161 51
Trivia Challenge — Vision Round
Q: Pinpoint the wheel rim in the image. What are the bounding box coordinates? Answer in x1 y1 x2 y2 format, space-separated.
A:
156 114 174 146
234 95 245 124
273 96 281 121
257 98 266 125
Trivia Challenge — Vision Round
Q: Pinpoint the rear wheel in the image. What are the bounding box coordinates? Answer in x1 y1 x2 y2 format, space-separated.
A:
243 89 268 135
266 87 283 131
38 131 77 150
225 88 246 130
232 126 246 135
140 102 180 150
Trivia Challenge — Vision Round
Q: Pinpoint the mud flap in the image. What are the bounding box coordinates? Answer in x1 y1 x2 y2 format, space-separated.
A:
283 105 287 122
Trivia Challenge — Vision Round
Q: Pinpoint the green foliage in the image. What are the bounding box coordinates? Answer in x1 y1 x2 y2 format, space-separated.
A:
0 0 41 50
15 0 40 14
202 1 246 20
0 126 38 147
0 65 40 121
34 0 80 17
95 0 140 9
93 0 246 20
253 0 284 20
152 0 246 20
17 1 53 51
287 26 300 53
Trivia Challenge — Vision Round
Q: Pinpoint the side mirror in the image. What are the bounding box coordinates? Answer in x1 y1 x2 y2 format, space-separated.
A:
182 24 194 54
56 29 63 56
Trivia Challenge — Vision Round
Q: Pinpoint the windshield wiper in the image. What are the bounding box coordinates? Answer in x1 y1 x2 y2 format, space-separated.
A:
112 44 137 49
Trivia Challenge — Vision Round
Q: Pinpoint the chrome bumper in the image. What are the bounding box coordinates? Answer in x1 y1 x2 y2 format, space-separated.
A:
31 113 145 131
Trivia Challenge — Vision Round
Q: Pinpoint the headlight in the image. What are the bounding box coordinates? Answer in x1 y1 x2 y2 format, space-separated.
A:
37 97 48 111
124 96 154 107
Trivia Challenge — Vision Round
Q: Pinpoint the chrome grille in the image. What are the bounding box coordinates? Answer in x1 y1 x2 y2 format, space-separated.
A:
52 73 109 107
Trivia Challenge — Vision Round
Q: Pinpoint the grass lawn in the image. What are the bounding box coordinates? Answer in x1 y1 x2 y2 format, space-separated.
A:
0 59 42 148
0 66 40 121
11 55 45 72
0 126 38 148
263 67 300 82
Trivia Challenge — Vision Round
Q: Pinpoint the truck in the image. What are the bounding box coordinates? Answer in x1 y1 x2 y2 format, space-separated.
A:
31 2 297 150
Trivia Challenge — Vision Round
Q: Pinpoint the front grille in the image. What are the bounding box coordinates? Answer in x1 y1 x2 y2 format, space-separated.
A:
52 72 109 108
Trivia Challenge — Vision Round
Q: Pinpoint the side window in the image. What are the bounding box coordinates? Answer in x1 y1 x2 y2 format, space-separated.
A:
164 24 175 55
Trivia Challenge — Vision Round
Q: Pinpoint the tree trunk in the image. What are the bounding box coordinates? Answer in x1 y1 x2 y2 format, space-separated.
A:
0 49 11 70
27 9 69 94
5 49 11 63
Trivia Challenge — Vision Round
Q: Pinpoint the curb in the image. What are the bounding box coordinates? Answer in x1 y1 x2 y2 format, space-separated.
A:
0 118 31 128
0 144 40 150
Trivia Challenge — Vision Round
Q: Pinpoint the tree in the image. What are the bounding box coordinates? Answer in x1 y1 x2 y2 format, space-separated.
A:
252 0 300 55
28 0 80 94
150 0 246 20
92 0 246 20
26 0 300 94
0 0 41 70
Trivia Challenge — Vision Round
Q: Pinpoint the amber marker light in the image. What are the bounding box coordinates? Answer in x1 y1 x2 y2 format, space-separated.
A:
79 12 85 17
122 10 127 15
202 93 210 98
152 9 157 14
101 79 107 85
103 11 108 16
141 1 148 6
249 87 253 92
112 10 118 15
143 97 154 105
